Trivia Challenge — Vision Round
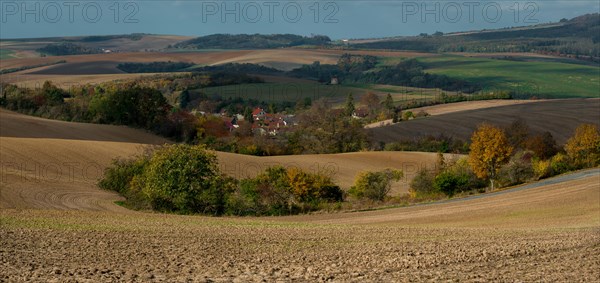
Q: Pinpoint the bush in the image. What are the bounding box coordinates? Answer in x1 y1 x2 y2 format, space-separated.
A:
532 158 552 180
98 157 148 195
402 111 414 120
349 169 403 201
140 144 231 215
550 153 572 175
225 166 343 216
384 135 468 154
498 151 535 187
409 167 436 196
433 170 469 197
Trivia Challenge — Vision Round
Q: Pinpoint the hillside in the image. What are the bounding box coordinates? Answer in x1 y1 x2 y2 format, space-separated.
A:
353 13 600 61
370 99 600 145
1 107 598 280
1 105 598 282
1 34 193 57
0 109 442 210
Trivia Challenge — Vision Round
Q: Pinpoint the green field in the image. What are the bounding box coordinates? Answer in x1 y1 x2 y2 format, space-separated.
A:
200 81 477 108
0 49 16 59
416 55 600 98
200 82 365 104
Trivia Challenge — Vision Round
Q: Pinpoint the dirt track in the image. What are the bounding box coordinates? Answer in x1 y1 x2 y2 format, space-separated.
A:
1 109 599 282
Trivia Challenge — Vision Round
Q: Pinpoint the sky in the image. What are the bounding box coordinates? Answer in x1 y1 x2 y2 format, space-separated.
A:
1 1 598 39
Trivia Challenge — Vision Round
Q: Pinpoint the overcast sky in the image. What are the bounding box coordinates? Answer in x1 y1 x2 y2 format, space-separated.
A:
1 1 598 39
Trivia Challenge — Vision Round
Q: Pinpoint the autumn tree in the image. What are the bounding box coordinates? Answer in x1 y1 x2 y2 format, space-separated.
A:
524 131 558 160
361 92 381 116
505 118 530 149
564 124 600 168
468 124 513 191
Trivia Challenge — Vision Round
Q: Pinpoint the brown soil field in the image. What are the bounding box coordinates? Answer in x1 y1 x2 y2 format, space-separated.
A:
0 50 253 71
365 99 546 128
0 48 437 87
27 61 126 75
0 73 164 89
1 109 599 281
371 98 600 145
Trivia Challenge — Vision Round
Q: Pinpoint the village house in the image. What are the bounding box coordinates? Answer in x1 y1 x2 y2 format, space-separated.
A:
352 108 369 119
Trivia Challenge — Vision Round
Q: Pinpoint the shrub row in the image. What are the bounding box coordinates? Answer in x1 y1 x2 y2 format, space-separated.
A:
99 144 343 216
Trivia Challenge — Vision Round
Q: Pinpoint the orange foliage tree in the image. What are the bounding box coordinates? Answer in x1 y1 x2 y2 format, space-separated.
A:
564 124 600 168
468 124 513 191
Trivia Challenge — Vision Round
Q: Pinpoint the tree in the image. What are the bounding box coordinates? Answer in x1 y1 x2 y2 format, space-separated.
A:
141 144 229 215
361 92 381 116
392 111 399 123
468 124 513 191
349 169 403 201
344 93 355 116
243 107 253 123
505 118 530 149
564 124 600 168
383 93 394 111
179 89 190 109
41 81 65 105
524 132 558 159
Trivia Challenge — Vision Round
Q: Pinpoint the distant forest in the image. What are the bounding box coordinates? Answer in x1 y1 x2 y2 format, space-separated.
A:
37 42 102 56
173 34 331 49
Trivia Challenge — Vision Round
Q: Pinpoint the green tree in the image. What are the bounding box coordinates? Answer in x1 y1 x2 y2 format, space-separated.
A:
179 89 190 109
141 144 230 215
41 81 65 105
383 93 394 110
344 93 355 116
243 106 253 123
468 124 513 191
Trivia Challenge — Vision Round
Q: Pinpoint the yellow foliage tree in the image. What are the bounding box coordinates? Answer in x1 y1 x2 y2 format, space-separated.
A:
564 124 600 168
468 124 513 191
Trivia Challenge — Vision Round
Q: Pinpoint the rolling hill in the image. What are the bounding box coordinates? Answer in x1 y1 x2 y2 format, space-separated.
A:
1 109 598 282
0 109 443 210
370 98 600 145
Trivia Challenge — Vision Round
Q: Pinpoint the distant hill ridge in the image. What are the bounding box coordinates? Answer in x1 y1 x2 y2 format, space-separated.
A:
353 13 599 61
173 33 331 49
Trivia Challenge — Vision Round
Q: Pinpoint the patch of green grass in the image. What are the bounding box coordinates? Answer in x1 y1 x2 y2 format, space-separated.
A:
199 82 365 104
417 55 600 98
0 49 16 59
375 56 407 68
